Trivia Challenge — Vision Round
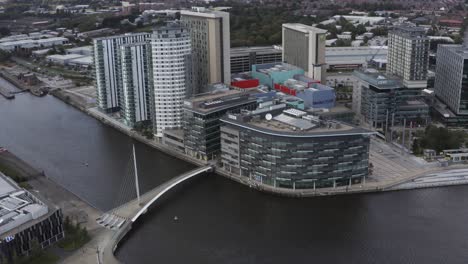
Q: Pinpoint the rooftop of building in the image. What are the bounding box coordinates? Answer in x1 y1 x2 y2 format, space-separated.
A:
78 27 115 35
332 15 386 23
282 78 334 92
66 46 92 53
391 25 428 39
325 46 388 65
439 19 463 24
32 48 51 55
230 45 282 56
0 172 49 236
282 23 327 34
353 69 403 90
0 32 57 43
438 44 468 59
184 89 258 115
0 37 68 46
93 32 150 41
231 73 256 81
399 99 429 109
47 53 87 60
326 46 388 55
180 6 229 18
253 63 303 74
69 56 93 65
153 21 188 33
222 107 372 138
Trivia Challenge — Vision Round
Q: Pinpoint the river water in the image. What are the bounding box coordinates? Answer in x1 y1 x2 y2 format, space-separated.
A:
2 93 468 264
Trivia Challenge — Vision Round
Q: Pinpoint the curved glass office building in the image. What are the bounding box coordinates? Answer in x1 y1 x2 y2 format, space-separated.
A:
220 108 373 189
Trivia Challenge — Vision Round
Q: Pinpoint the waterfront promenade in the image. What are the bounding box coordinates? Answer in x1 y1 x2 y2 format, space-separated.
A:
55 91 468 197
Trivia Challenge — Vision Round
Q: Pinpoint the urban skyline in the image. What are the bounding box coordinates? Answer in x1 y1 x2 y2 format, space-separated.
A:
2 1 468 263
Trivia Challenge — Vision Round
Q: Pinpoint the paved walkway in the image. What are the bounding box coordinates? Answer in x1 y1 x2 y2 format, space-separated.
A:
391 168 468 190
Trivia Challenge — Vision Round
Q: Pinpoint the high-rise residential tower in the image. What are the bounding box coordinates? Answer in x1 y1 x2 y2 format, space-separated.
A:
434 45 468 115
120 42 153 127
151 23 192 137
387 26 429 88
180 7 230 94
282 23 327 83
93 33 151 112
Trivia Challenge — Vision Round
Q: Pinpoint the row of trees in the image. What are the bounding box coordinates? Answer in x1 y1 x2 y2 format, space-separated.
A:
57 216 90 251
229 4 319 47
412 126 466 155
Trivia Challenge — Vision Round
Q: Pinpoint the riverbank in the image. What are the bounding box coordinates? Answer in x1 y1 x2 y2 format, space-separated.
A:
0 69 46 97
0 149 103 263
49 88 468 198
52 88 208 167
0 149 42 180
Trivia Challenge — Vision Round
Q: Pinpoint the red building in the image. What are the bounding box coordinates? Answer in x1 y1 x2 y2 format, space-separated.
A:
231 78 260 89
439 19 463 28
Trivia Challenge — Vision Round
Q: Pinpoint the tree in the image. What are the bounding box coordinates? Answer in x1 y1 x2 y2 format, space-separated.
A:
415 125 466 153
0 50 11 62
371 27 388 36
356 24 367 35
0 27 10 37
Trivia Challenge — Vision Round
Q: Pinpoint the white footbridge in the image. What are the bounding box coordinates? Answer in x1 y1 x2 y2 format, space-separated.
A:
97 145 213 229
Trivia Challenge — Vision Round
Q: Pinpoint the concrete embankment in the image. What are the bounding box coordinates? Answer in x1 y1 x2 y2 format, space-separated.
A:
389 167 468 191
0 69 47 96
50 89 89 111
50 88 468 198
0 70 29 92
216 166 446 197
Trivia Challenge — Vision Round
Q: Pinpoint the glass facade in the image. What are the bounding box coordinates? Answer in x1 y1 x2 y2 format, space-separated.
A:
360 84 429 127
221 122 371 189
459 60 468 114
0 209 64 261
184 100 257 160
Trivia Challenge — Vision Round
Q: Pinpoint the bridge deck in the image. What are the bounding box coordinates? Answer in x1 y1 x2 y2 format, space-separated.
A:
99 165 212 226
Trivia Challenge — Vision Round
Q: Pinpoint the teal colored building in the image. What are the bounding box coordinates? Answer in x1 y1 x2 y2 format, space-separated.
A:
251 63 304 88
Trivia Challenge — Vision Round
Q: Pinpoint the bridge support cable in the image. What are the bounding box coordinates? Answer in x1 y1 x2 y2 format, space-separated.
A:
97 149 139 230
111 151 138 213
132 144 141 204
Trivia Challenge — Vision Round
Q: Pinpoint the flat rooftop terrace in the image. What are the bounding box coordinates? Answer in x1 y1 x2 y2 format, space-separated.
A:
223 108 372 137
353 69 403 90
254 63 302 74
184 90 258 115
230 46 282 56
0 172 48 236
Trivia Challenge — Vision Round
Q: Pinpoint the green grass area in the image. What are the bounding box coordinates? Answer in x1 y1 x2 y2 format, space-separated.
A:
1 241 59 264
412 125 467 155
57 217 90 251
18 181 32 189
0 161 32 190
19 251 59 264
0 162 26 183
